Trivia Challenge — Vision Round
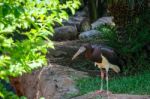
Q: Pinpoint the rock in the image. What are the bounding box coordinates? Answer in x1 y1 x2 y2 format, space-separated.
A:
91 17 115 29
53 26 78 41
54 7 90 32
63 16 91 32
79 30 102 39
52 50 67 57
74 7 88 17
10 64 87 99
53 7 90 33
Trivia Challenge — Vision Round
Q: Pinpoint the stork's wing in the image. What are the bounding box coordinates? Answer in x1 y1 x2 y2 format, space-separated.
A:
101 47 121 66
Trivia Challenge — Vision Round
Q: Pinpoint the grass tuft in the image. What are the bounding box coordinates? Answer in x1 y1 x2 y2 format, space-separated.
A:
76 71 150 95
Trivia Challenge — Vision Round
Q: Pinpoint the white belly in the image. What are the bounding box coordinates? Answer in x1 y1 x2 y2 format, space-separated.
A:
95 55 110 68
95 54 120 73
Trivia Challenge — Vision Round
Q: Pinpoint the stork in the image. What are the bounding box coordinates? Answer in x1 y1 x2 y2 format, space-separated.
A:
72 44 122 94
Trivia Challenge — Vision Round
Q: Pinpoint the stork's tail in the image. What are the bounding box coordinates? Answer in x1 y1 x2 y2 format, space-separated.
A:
110 65 120 73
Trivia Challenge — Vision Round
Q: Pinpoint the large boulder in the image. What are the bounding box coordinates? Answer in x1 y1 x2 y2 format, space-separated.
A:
74 7 88 17
63 16 91 32
79 30 102 39
10 64 87 99
91 17 115 29
54 7 90 32
53 26 78 41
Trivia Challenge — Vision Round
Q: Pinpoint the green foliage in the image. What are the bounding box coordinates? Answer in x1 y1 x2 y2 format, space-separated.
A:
96 9 150 73
97 25 120 52
97 11 150 54
0 82 26 99
0 0 80 98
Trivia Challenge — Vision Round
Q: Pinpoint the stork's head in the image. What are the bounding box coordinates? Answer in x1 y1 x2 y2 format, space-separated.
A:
72 44 92 60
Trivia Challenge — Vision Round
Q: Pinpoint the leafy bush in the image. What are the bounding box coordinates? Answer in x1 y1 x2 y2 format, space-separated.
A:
97 9 150 73
0 0 80 98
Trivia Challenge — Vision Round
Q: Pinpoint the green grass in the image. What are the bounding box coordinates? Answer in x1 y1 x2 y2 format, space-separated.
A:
76 71 150 95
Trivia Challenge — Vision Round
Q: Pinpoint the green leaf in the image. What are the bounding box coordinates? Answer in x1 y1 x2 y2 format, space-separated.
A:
2 3 11 17
0 92 4 98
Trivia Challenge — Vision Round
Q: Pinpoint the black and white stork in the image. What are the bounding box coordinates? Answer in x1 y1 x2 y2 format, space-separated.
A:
72 44 122 94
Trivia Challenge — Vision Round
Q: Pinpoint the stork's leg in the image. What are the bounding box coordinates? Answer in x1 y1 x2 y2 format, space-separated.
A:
95 68 104 94
100 68 104 91
106 68 109 95
94 63 104 91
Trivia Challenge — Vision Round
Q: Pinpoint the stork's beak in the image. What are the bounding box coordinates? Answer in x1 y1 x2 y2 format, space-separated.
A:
72 46 86 60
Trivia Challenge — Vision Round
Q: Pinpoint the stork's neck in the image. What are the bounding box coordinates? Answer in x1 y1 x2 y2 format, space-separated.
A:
85 48 93 59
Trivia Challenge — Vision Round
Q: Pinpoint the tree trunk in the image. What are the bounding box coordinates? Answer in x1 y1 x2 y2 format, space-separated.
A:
87 0 97 23
97 0 107 17
85 0 107 23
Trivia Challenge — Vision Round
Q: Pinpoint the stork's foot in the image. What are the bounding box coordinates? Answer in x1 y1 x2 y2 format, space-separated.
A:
95 90 112 96
95 90 105 94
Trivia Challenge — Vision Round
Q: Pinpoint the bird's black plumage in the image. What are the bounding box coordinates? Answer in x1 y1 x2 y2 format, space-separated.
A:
83 44 122 71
